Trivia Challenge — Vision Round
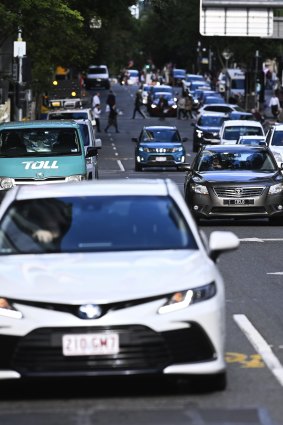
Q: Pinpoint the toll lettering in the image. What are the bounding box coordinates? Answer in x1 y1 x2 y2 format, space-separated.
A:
22 161 59 170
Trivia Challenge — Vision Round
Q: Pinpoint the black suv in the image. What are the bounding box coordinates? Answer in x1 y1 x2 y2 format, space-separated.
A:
192 112 228 152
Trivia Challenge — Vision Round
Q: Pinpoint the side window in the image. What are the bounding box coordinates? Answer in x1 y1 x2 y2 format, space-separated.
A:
272 131 283 146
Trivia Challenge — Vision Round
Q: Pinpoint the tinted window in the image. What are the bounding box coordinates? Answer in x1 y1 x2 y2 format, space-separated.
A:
88 67 107 74
49 112 89 120
198 116 225 126
196 150 276 172
142 129 181 142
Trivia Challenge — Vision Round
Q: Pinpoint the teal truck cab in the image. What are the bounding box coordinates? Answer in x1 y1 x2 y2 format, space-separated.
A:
0 120 94 196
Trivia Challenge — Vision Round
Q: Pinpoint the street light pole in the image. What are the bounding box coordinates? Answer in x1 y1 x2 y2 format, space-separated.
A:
18 29 23 121
254 50 259 110
13 27 26 121
222 49 233 102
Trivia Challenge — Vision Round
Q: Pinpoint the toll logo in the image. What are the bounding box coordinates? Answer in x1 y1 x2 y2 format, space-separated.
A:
22 161 59 170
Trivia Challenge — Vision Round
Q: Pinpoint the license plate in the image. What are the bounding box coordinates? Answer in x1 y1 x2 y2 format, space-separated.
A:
155 157 166 162
223 199 254 205
62 333 119 356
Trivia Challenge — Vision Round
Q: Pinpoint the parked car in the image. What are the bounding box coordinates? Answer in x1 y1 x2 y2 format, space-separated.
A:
0 179 239 390
179 144 283 224
132 125 188 171
192 112 228 152
147 92 178 118
265 123 283 166
84 65 110 90
219 119 265 144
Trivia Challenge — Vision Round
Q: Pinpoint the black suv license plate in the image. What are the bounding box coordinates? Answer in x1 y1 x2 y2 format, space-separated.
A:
224 199 254 205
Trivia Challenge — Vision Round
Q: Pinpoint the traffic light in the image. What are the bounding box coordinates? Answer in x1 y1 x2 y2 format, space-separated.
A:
15 83 26 107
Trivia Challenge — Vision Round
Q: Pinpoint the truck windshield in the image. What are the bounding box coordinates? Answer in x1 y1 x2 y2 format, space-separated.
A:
0 129 81 156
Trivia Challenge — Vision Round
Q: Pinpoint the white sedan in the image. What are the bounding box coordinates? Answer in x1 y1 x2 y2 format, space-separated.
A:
0 179 239 390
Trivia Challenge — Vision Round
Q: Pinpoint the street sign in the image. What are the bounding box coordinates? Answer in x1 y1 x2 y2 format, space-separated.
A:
200 1 274 36
13 41 26 58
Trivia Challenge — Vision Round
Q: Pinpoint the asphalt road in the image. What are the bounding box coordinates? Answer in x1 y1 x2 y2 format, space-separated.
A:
1 83 283 425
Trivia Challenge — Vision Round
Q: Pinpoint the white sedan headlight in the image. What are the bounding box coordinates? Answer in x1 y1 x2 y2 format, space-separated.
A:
269 183 283 194
158 282 216 314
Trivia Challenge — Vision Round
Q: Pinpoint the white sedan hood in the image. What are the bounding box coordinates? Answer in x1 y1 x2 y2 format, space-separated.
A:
0 250 216 303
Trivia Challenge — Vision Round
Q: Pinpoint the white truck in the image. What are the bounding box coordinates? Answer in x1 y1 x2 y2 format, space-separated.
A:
217 68 245 101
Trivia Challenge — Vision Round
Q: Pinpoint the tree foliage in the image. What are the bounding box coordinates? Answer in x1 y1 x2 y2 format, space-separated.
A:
0 0 282 97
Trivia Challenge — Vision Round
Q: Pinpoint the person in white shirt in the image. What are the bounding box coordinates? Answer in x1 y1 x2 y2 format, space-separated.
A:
92 92 100 108
92 104 101 133
269 93 281 119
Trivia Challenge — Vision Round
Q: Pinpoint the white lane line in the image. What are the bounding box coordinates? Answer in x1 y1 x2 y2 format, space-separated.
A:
239 238 283 242
267 272 283 275
117 160 125 171
233 314 283 386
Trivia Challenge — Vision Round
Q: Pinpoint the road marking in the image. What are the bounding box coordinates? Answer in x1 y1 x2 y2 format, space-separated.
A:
238 239 283 275
225 352 264 368
239 238 283 242
234 314 283 386
117 160 125 171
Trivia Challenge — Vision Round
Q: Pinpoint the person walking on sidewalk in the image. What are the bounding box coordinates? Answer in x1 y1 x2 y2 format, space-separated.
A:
104 105 119 133
132 90 146 119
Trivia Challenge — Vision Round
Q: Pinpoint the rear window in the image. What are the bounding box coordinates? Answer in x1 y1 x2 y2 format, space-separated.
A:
224 125 263 140
48 112 89 120
88 67 107 74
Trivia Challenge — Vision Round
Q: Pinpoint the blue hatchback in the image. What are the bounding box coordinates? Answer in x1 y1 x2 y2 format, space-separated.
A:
132 125 188 171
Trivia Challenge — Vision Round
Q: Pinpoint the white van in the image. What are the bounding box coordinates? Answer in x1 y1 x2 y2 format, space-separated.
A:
219 120 265 145
85 65 110 90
